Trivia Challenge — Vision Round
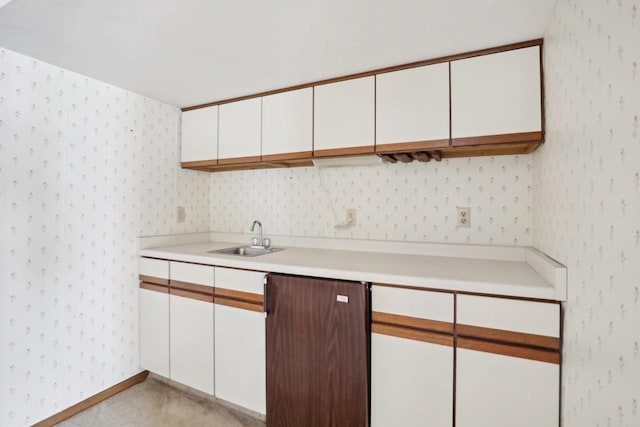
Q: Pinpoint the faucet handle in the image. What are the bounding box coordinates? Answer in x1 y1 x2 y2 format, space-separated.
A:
251 237 260 246
263 238 271 249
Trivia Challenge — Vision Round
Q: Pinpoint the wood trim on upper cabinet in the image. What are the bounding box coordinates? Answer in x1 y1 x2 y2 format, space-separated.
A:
439 142 540 158
138 275 169 286
32 371 149 427
372 323 454 347
451 131 542 147
372 311 454 335
375 139 450 154
217 155 262 165
182 39 543 112
457 324 560 351
313 146 375 158
457 337 559 364
261 151 313 162
180 159 218 168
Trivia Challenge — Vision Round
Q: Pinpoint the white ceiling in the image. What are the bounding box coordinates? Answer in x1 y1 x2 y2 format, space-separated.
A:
0 0 557 108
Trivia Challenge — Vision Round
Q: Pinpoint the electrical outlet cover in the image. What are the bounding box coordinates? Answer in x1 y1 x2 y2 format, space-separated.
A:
456 207 470 227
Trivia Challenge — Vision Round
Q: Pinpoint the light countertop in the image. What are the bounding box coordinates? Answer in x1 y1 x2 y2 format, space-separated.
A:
139 234 566 301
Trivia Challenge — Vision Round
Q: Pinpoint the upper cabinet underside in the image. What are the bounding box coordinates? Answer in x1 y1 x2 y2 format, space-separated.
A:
180 39 543 173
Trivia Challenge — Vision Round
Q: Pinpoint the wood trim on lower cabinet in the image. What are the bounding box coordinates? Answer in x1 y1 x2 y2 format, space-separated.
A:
372 311 454 335
457 324 560 351
217 155 262 165
457 337 559 364
32 370 149 427
372 323 454 347
313 145 375 158
215 296 263 313
169 280 214 296
375 139 450 154
140 282 169 294
214 287 264 305
451 131 542 147
138 275 169 286
170 288 214 303
261 151 313 162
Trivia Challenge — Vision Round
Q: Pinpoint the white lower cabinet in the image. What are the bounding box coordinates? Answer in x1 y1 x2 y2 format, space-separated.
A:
371 285 454 427
139 287 170 378
170 294 214 394
456 348 559 427
371 333 453 427
214 304 266 414
214 267 266 414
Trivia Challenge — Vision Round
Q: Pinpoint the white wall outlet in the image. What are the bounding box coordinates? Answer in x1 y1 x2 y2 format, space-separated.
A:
346 209 357 227
177 206 186 223
456 207 470 227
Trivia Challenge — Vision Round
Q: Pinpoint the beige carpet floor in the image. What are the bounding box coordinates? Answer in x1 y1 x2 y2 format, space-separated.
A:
56 377 266 427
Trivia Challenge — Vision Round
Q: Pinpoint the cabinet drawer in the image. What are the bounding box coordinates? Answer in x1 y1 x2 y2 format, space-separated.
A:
457 295 559 337
139 258 169 284
215 267 265 295
372 285 453 323
170 261 214 287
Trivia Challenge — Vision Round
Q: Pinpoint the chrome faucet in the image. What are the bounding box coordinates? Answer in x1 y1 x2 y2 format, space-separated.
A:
251 220 263 247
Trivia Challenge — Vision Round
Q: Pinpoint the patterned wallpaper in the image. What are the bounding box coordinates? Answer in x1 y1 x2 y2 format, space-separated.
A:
0 47 210 426
210 155 534 246
535 1 640 426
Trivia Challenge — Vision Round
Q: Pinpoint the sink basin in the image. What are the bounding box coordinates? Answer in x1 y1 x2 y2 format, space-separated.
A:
208 246 284 257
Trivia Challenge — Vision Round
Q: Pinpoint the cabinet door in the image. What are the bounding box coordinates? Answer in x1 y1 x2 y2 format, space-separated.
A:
169 261 215 394
214 267 266 414
451 46 542 144
181 106 218 163
139 287 169 377
215 305 265 414
262 88 313 160
139 258 170 377
371 286 454 427
456 349 559 427
376 63 450 152
313 76 375 156
170 294 214 394
218 97 262 163
456 295 560 427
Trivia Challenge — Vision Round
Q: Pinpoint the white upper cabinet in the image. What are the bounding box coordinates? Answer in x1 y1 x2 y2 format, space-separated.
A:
262 88 313 159
376 63 450 149
180 106 218 163
451 46 542 141
218 98 262 162
313 76 375 155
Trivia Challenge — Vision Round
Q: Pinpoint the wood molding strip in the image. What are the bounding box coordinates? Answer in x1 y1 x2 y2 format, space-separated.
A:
312 146 375 158
373 323 454 347
372 311 454 335
169 280 214 296
170 288 214 303
451 131 542 147
439 142 540 158
217 155 262 165
183 39 542 112
180 159 218 168
138 275 169 286
375 139 450 154
32 370 149 427
457 337 559 364
261 151 313 162
140 282 169 294
214 287 263 305
457 324 559 351
215 296 263 313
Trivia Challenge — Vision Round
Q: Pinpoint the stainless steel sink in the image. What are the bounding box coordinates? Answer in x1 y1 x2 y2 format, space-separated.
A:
208 246 284 257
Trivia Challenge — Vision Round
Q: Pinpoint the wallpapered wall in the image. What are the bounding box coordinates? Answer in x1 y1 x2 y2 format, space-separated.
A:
210 155 534 246
535 1 640 426
0 47 210 426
